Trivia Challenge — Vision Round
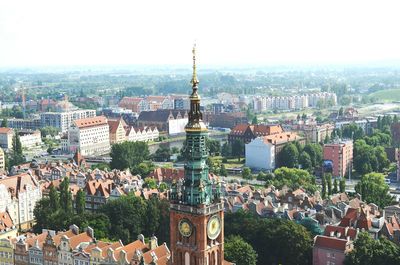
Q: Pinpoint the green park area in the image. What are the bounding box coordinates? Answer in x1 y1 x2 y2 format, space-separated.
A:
369 88 400 102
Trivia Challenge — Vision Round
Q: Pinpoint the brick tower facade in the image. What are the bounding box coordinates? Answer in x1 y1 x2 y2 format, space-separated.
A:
169 45 225 265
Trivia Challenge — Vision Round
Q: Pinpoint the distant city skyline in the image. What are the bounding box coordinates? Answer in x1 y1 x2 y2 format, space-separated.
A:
1 0 400 67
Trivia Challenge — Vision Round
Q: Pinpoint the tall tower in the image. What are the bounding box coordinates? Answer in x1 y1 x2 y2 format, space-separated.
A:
170 45 225 265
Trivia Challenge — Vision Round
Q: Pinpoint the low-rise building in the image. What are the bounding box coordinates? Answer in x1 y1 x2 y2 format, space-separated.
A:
68 116 111 156
18 130 42 150
126 126 159 142
206 112 248 129
0 173 42 230
245 132 305 170
0 128 13 150
229 124 284 144
0 211 17 239
137 109 188 135
0 238 14 265
313 235 353 265
6 117 41 131
108 118 127 145
323 140 353 178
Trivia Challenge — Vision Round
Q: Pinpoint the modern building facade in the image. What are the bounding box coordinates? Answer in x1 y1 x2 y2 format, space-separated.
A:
0 128 13 150
323 140 353 178
40 109 96 132
68 116 111 156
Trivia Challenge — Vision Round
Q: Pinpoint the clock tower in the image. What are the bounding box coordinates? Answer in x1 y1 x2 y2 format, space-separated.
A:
170 45 226 265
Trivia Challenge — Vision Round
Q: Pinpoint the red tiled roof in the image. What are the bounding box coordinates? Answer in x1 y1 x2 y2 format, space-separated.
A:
74 116 108 129
0 211 15 231
0 127 13 134
314 235 349 251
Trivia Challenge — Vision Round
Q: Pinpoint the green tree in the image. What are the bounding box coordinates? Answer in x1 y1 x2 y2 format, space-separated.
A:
143 177 157 189
344 232 400 265
1 119 8 127
75 189 86 215
232 140 244 161
153 145 171 162
110 141 150 170
242 167 252 180
59 177 73 214
273 167 317 194
158 182 168 192
321 174 327 199
333 178 338 194
39 126 60 138
251 116 258 125
33 197 52 233
299 151 312 171
9 132 25 168
219 164 228 177
225 235 257 265
206 138 221 155
355 172 393 208
132 162 154 177
145 197 160 236
277 143 299 168
221 142 232 157
340 178 346 193
48 186 59 211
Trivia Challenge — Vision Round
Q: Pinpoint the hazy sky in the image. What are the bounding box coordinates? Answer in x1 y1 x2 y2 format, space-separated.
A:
1 0 400 67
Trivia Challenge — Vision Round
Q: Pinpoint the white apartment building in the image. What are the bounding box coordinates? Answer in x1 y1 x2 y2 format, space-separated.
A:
0 173 42 229
18 130 42 150
68 116 111 156
40 109 96 132
245 137 276 170
253 92 337 113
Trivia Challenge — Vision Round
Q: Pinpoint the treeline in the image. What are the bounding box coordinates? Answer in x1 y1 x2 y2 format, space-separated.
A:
277 142 322 173
34 178 170 244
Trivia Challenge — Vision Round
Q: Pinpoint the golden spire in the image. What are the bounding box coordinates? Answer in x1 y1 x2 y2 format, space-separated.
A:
191 43 199 88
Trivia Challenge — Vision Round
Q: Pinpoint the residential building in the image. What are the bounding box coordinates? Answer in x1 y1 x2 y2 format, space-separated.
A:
108 118 127 145
253 92 337 112
0 147 5 171
147 95 174 110
0 238 14 265
323 140 353 178
313 235 353 265
6 117 41 130
299 123 334 143
68 116 111 156
245 132 305 170
206 112 248 129
0 173 42 229
40 109 96 132
118 97 149 113
137 109 188 135
228 124 284 144
392 122 400 147
0 128 13 150
84 179 113 211
13 225 171 265
174 96 190 110
0 211 17 239
126 126 159 142
18 130 42 149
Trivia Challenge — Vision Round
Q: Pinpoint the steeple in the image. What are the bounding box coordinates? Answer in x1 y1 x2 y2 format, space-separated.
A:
186 44 207 132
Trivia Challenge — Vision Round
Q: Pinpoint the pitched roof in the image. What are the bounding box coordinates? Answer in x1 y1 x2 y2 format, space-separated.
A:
0 173 39 198
142 243 170 264
138 109 187 123
0 127 13 134
74 116 108 129
261 131 303 145
314 235 349 251
0 211 15 231
108 118 126 134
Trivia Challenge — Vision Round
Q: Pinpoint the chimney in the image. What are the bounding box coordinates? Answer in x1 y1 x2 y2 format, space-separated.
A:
137 234 145 244
337 232 341 238
330 231 334 237
86 226 94 238
149 236 158 250
70 224 79 235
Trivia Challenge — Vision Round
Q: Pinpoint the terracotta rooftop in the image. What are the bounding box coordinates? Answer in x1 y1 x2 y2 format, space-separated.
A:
0 127 13 134
314 235 349 251
74 116 108 129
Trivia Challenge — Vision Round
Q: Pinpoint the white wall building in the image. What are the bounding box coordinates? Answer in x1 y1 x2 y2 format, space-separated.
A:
168 117 188 135
0 147 5 171
40 109 96 133
126 126 159 142
0 173 42 229
245 137 276 171
68 116 111 156
18 130 42 150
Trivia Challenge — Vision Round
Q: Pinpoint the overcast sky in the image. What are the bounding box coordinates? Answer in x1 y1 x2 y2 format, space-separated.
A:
1 0 400 67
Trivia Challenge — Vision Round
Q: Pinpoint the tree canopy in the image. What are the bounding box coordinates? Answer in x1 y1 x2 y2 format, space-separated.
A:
225 235 257 265
355 172 393 208
110 141 150 171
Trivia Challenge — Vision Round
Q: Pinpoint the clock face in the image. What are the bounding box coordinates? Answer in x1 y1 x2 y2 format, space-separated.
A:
179 219 193 237
207 215 221 240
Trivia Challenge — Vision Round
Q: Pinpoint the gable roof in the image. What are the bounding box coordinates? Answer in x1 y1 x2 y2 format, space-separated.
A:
138 109 187 123
314 235 350 252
